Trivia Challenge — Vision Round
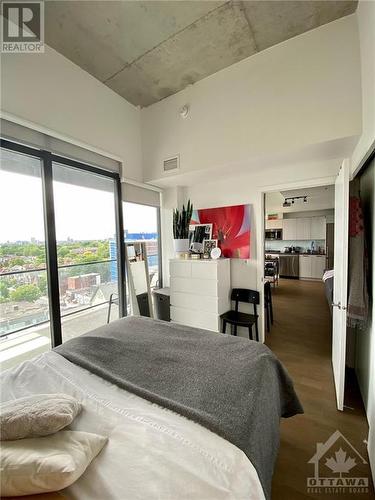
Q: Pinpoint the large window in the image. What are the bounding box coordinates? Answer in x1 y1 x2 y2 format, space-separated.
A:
0 140 126 370
0 149 51 369
53 163 120 341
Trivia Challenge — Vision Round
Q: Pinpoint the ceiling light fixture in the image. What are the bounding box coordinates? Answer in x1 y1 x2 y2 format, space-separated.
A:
283 195 308 207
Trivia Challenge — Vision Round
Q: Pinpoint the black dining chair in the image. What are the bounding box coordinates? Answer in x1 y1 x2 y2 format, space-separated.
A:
264 281 274 333
221 288 259 341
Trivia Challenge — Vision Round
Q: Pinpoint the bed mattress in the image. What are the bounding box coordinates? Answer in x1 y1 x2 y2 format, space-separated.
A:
1 351 265 500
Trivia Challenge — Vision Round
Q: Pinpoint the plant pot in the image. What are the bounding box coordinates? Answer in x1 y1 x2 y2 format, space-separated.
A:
173 238 190 254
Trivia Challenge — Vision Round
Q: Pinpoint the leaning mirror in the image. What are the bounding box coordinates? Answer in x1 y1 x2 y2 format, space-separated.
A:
125 242 153 318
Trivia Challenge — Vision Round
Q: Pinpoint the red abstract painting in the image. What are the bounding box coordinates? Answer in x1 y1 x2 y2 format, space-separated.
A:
191 204 250 258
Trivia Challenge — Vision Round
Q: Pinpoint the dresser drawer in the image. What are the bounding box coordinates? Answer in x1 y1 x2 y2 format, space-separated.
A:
169 261 192 278
171 306 219 332
170 277 219 297
171 291 229 314
190 261 218 280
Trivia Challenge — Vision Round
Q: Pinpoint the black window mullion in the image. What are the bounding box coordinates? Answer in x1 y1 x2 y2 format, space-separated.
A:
114 176 127 317
41 151 62 347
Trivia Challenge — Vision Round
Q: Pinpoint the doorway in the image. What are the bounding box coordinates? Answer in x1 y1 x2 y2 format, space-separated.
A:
260 179 373 497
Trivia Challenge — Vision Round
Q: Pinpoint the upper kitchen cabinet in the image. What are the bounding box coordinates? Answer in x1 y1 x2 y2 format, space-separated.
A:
283 219 297 240
282 216 326 240
310 216 326 239
296 218 311 240
265 219 283 230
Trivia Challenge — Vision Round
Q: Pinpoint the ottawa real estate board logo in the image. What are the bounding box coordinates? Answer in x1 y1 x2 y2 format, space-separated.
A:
307 430 369 495
1 1 44 53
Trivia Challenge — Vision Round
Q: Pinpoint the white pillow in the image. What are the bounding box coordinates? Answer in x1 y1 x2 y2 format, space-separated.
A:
1 430 107 496
0 393 82 440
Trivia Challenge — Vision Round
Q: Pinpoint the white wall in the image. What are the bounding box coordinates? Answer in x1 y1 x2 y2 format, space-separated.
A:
142 15 361 183
351 0 375 174
164 160 339 339
1 45 142 181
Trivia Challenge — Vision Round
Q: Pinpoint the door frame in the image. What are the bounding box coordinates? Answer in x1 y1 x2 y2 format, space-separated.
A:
256 174 338 343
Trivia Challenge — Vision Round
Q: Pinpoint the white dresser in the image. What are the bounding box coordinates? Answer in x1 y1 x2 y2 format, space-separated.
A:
169 258 231 332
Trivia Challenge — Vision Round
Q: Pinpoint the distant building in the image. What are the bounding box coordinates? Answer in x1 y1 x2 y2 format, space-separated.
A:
67 273 100 290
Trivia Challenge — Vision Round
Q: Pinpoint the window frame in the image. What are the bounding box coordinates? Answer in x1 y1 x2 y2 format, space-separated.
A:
0 138 127 347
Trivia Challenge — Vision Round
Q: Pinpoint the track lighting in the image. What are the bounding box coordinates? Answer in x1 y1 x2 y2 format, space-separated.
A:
283 195 308 207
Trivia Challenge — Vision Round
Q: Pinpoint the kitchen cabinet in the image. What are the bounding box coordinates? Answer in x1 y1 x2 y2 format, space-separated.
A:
311 217 326 240
296 218 311 240
299 255 312 278
265 219 283 230
282 219 297 240
299 255 326 279
311 255 326 279
282 216 326 240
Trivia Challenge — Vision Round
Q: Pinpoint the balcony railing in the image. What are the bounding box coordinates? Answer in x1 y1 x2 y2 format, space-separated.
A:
0 259 118 337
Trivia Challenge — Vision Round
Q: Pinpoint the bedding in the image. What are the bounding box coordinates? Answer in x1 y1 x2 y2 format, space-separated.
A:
1 430 107 496
1 316 302 500
0 393 81 440
1 351 265 500
55 316 303 499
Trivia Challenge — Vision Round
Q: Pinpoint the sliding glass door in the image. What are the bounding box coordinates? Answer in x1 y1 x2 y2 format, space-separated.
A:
0 139 126 369
53 163 120 341
0 149 52 369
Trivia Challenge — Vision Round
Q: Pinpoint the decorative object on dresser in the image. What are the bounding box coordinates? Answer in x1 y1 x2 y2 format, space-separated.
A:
210 246 221 260
190 204 251 258
189 223 213 253
170 258 230 332
173 200 193 254
203 238 217 258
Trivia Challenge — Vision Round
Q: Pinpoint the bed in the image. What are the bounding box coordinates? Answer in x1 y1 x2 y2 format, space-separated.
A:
1 316 303 500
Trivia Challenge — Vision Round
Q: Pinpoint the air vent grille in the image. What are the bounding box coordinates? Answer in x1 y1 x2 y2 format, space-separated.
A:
163 155 179 172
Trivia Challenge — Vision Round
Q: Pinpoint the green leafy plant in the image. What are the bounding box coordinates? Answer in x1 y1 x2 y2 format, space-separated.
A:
173 200 193 239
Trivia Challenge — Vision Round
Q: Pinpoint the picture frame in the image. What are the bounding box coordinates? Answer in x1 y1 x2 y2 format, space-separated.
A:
188 223 213 253
203 239 218 257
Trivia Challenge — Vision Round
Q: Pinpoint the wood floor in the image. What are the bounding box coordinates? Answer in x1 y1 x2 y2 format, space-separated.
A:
266 279 374 499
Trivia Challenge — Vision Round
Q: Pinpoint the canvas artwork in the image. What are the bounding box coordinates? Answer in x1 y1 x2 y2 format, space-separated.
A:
190 204 250 258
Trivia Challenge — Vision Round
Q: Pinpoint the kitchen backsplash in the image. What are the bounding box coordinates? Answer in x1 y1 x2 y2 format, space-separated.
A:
265 239 326 252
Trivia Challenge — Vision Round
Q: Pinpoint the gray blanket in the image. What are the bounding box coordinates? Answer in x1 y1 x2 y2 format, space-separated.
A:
55 316 303 498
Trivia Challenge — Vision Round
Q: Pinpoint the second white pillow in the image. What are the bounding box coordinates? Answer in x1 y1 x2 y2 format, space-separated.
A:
1 430 108 496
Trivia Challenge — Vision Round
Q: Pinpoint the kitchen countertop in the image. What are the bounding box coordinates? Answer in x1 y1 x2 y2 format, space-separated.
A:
265 252 326 256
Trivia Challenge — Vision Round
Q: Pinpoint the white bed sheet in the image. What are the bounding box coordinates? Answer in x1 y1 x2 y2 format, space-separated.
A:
1 352 265 500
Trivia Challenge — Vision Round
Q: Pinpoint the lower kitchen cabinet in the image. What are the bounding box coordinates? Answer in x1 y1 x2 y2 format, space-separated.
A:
299 255 312 278
299 255 326 279
311 255 326 279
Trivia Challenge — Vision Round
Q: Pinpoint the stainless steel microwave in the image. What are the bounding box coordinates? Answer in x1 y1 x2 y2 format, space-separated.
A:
265 229 282 240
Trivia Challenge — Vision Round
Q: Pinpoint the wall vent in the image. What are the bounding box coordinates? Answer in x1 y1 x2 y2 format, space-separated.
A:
163 155 179 173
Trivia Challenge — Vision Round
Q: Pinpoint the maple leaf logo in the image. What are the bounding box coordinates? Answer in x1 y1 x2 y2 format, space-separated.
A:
325 448 357 477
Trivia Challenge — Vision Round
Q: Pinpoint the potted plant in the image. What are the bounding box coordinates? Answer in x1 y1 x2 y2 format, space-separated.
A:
173 200 193 254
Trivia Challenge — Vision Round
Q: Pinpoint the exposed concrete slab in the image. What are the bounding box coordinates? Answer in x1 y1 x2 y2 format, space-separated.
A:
44 0 358 107
243 0 357 51
106 2 257 107
45 1 225 82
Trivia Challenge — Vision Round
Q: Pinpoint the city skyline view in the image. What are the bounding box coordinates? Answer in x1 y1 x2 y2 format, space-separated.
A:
0 170 157 243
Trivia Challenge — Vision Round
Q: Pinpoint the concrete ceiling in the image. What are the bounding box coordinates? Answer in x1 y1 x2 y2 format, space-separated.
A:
45 0 358 108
